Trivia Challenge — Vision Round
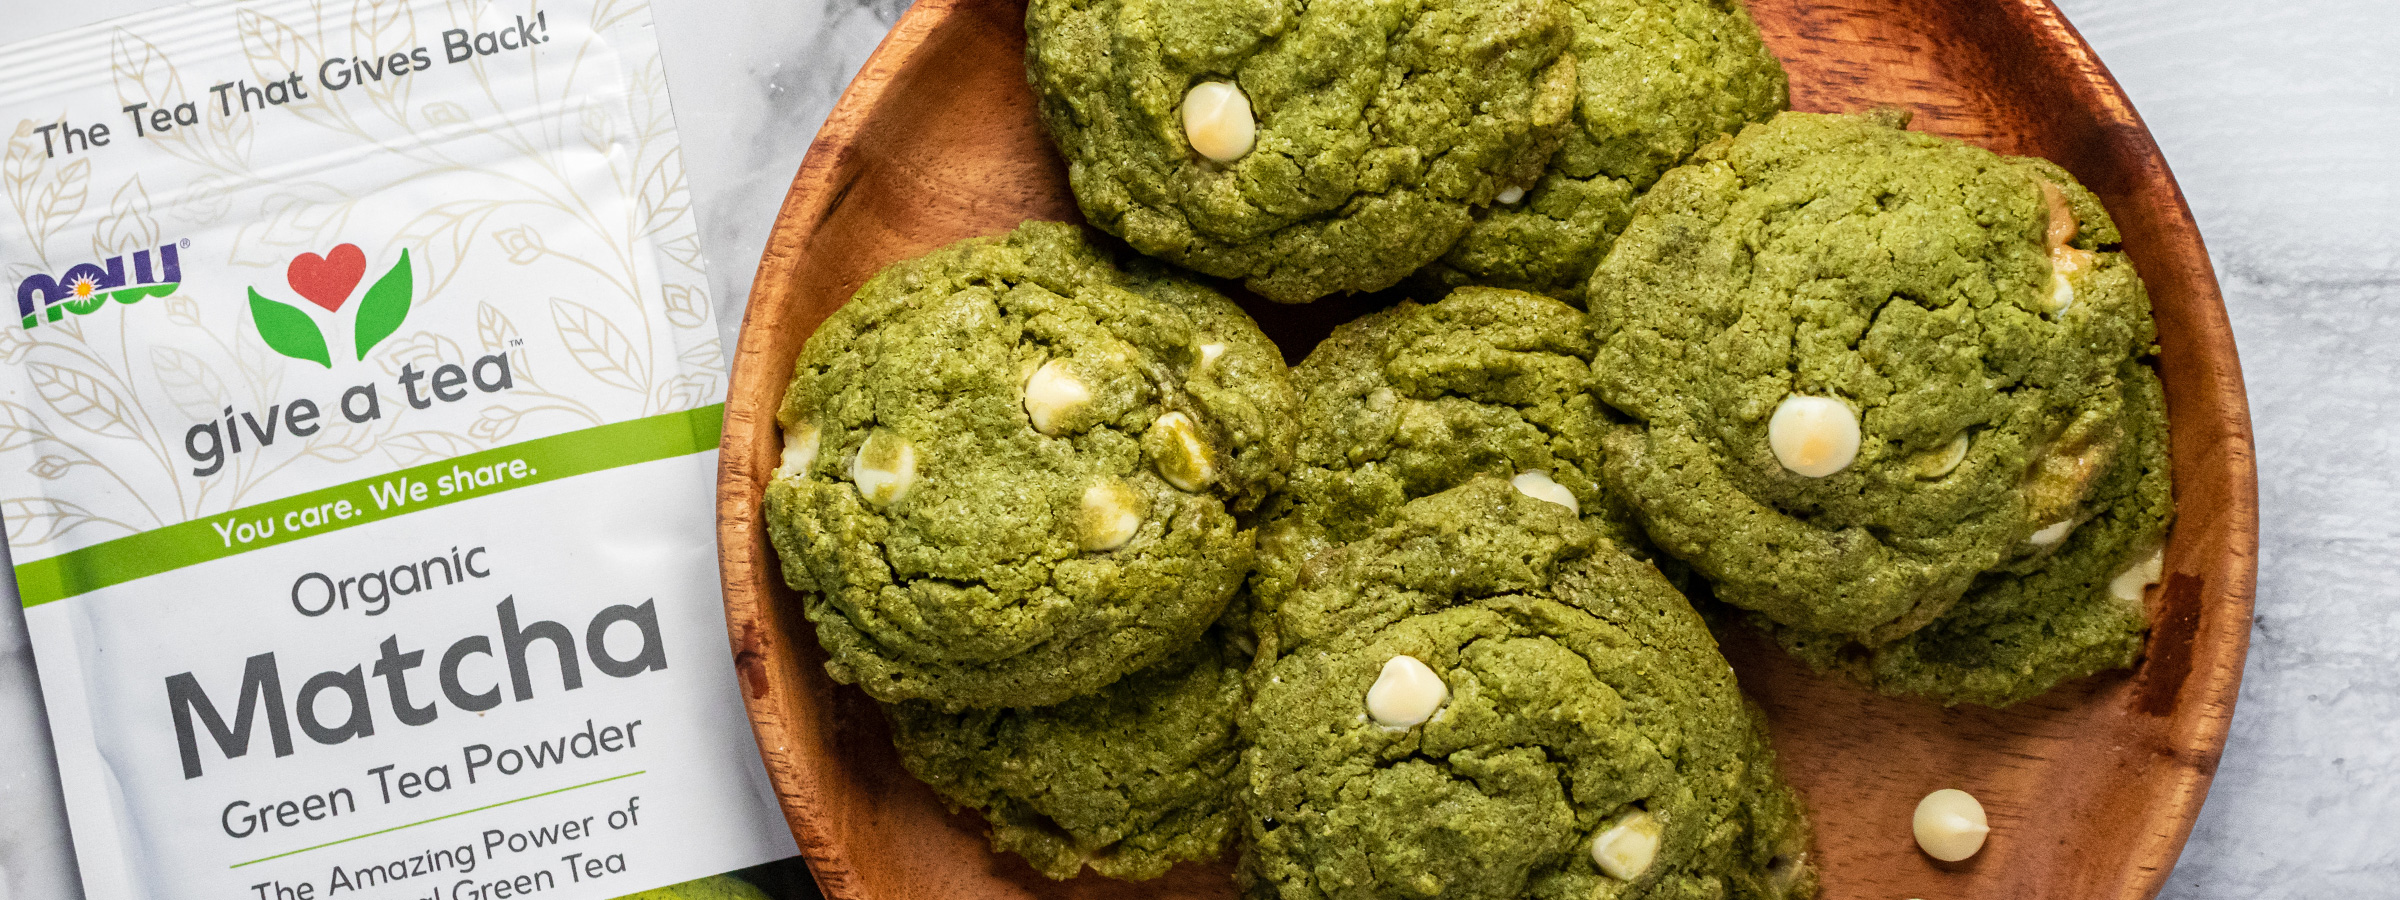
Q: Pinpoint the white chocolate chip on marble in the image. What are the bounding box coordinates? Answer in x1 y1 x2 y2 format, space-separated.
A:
1024 359 1092 436
1364 655 1447 729
776 423 821 479
1196 342 1228 375
1591 811 1663 881
1511 470 1580 516
1077 480 1144 551
1915 433 1970 479
1496 185 1527 204
1912 789 1990 862
1768 395 1861 477
850 429 917 509
2029 519 2076 548
2109 546 2167 603
1151 411 1216 492
1182 82 1256 164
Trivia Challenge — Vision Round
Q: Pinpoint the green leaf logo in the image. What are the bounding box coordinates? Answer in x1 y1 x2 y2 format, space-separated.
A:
249 289 331 368
353 249 413 360
247 247 415 367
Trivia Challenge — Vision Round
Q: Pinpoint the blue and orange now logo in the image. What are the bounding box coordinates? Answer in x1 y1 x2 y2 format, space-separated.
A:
14 240 186 329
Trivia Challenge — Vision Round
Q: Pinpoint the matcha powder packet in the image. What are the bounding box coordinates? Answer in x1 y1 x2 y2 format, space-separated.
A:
0 2 801 898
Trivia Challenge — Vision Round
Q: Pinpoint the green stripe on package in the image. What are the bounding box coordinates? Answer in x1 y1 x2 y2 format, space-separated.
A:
0 2 798 899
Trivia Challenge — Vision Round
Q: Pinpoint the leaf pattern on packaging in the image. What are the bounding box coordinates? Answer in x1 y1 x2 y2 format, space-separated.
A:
395 199 504 300
2 497 119 544
31 456 76 480
151 347 232 422
95 177 160 260
678 340 723 373
377 330 465 379
468 404 526 441
661 284 707 329
653 373 716 412
302 416 380 463
0 402 48 452
551 297 647 391
382 430 480 466
494 227 547 265
0 324 34 365
29 363 139 439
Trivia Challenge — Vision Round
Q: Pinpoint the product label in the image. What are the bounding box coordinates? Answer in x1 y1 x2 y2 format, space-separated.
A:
0 2 797 898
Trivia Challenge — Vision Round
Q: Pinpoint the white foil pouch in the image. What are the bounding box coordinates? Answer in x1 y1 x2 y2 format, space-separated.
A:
0 1 799 898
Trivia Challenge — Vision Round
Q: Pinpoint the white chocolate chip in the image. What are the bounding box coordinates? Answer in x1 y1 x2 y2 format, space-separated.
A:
1912 789 1990 862
1496 185 1526 204
2040 181 2095 317
1151 411 1215 492
1023 359 1091 436
1768 395 1861 478
850 429 916 509
2029 519 2076 548
1591 811 1663 881
1077 480 1144 551
1182 82 1256 164
1510 470 1579 516
1364 655 1446 729
776 423 820 479
1196 342 1228 375
2109 546 2167 603
1916 433 1970 479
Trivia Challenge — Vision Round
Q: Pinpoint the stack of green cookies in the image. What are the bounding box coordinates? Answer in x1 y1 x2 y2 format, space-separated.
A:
764 221 1293 879
759 0 2177 890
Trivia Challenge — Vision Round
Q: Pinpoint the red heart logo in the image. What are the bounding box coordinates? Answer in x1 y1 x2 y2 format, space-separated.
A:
287 244 367 312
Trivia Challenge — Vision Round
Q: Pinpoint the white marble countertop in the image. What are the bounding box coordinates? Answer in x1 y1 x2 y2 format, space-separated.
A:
2 0 2394 897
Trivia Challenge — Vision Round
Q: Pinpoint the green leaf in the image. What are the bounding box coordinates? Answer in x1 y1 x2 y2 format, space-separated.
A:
249 289 330 368
354 248 412 360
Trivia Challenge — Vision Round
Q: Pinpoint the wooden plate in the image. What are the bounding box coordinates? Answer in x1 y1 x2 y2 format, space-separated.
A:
714 0 2260 896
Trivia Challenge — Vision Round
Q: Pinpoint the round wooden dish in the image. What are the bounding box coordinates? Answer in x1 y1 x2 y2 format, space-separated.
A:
716 0 2260 896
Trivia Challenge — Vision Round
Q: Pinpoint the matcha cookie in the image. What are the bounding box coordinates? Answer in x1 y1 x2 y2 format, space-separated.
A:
1770 363 2173 707
1243 482 1815 900
1026 0 1579 303
884 624 1248 880
764 221 1297 709
1591 111 2159 643
1423 0 1787 300
1249 288 1647 655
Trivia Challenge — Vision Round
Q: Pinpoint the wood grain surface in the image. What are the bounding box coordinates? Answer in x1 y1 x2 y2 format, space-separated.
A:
713 0 2261 897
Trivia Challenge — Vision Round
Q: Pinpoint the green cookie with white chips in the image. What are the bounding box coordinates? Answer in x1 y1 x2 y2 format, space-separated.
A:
1242 481 1816 900
1590 111 2162 645
763 221 1297 710
1767 362 2173 707
1027 0 1580 303
1247 287 1649 661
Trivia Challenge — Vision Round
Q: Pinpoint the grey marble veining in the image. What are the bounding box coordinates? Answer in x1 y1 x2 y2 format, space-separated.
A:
1 0 2395 897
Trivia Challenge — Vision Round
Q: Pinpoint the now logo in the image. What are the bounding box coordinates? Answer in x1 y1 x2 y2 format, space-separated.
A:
15 242 185 329
249 243 413 367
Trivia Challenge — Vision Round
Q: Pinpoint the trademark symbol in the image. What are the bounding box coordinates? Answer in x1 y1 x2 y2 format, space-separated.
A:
508 338 524 347
179 238 190 249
